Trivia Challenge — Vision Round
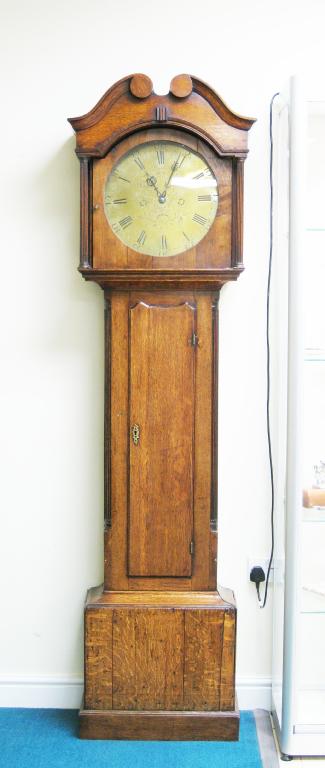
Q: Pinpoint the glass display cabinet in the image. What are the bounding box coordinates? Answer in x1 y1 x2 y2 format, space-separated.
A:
272 76 325 758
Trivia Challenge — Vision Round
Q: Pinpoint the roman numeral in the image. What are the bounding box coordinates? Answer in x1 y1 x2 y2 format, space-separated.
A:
113 198 127 204
183 231 191 243
119 216 133 229
193 168 212 181
198 194 212 201
137 230 146 246
156 147 164 165
161 234 168 253
175 153 187 169
133 154 145 170
112 172 130 183
193 213 208 226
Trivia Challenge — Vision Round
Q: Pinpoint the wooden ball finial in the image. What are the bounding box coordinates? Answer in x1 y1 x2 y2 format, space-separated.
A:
170 74 193 98
130 74 153 99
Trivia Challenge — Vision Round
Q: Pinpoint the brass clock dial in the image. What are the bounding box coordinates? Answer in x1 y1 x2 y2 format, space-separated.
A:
104 140 219 257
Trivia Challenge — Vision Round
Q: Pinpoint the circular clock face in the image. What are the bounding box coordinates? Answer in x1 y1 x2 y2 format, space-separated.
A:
104 140 219 257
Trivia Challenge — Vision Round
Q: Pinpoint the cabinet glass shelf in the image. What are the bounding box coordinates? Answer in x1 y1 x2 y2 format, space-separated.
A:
303 508 325 521
301 588 325 613
305 356 325 363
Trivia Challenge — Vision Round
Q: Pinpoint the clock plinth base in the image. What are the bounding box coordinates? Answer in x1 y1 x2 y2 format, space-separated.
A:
81 587 238 741
79 703 239 741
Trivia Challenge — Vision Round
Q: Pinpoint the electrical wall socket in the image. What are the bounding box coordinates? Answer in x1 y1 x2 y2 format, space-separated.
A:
248 558 274 583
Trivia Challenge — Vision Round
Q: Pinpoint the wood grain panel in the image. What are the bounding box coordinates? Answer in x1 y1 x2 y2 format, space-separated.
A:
104 295 111 529
220 610 236 711
128 577 191 591
79 707 240 740
69 74 255 159
87 587 229 609
104 292 129 590
79 157 92 268
231 158 244 267
128 301 196 577
192 293 213 590
84 608 112 710
112 609 184 711
112 609 137 710
184 609 224 710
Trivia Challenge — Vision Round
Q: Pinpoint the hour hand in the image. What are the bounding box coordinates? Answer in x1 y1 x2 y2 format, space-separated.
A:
133 153 162 198
146 175 161 198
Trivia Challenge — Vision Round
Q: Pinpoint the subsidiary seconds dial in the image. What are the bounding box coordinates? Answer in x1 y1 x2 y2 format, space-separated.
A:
104 140 219 257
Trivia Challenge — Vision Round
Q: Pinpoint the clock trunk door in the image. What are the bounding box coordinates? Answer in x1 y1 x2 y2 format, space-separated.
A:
128 300 196 578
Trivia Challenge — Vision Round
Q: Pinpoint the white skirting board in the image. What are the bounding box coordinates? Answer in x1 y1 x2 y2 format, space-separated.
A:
237 677 272 711
0 675 272 710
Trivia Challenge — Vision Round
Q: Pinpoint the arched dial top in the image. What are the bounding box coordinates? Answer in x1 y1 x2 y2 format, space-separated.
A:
104 140 219 258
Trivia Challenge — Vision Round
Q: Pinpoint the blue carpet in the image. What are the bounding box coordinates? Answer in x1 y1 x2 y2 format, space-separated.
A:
0 709 262 768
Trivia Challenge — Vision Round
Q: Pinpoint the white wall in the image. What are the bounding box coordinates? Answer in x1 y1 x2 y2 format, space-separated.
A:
1 0 325 709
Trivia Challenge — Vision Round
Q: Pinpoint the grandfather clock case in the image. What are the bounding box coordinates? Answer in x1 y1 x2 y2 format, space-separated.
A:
69 74 254 740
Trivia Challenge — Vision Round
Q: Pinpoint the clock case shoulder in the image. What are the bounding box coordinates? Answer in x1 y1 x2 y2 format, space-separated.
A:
68 74 256 289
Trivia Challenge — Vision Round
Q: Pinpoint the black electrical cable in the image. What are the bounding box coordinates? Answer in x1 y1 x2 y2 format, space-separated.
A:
260 92 280 609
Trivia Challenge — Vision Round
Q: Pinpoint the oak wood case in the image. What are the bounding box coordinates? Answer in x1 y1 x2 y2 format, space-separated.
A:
92 129 233 273
104 290 216 593
69 74 255 741
81 586 238 740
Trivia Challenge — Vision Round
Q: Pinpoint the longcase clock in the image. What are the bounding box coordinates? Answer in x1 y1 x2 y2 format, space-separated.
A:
68 73 255 741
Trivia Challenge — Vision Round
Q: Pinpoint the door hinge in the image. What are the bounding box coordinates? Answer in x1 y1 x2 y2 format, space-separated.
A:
190 332 199 348
189 540 195 555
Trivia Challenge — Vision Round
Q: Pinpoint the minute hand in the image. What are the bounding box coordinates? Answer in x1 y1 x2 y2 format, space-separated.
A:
162 153 182 197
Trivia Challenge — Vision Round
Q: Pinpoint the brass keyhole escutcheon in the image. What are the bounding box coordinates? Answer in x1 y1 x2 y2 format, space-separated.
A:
131 424 140 445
